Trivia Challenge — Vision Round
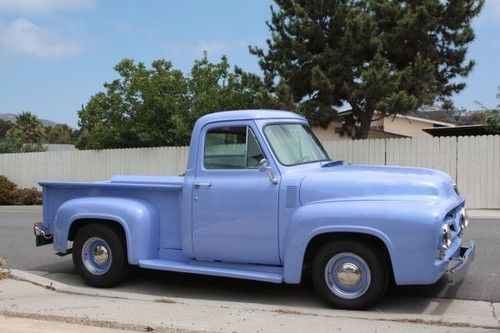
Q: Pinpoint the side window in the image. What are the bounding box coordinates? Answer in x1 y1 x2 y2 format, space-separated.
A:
204 126 265 169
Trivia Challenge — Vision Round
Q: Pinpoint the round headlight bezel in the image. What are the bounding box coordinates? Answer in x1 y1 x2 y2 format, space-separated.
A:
460 207 468 230
441 223 452 249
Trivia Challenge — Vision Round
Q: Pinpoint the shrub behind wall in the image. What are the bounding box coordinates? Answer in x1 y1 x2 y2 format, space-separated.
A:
0 175 16 204
0 175 42 205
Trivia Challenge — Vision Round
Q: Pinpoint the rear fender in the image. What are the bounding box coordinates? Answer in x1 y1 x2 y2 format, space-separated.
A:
53 197 159 264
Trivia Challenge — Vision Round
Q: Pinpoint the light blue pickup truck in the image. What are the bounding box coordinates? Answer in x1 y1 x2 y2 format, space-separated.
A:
34 110 475 309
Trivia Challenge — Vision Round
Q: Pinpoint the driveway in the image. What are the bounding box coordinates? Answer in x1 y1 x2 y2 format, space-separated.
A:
1 207 499 308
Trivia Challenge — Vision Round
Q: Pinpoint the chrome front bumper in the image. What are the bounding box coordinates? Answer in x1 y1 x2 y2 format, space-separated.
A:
34 222 53 246
445 240 476 285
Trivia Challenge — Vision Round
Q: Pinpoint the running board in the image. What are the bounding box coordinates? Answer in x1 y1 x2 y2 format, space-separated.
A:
138 259 283 283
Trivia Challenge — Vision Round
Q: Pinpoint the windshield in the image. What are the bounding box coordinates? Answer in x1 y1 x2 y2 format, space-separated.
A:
264 123 329 166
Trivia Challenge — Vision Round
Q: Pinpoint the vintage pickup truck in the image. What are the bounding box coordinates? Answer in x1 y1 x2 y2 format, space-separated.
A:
34 110 475 309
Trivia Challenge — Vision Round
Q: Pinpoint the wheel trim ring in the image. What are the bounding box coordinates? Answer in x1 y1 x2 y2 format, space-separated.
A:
324 252 371 300
82 237 113 276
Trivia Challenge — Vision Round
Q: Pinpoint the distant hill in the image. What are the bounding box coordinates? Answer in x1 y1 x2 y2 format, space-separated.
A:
0 113 59 127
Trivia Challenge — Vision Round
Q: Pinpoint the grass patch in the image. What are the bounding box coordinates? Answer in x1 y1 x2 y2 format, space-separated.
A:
394 318 473 328
0 256 9 280
272 308 304 316
154 298 177 304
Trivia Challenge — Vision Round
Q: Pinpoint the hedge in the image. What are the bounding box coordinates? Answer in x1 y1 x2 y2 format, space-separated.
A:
0 175 42 205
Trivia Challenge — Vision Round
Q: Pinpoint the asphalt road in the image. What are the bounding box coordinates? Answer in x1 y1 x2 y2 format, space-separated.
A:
1 207 499 308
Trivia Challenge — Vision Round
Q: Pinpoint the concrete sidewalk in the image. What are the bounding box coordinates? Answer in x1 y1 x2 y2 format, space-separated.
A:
0 315 139 333
1 271 498 333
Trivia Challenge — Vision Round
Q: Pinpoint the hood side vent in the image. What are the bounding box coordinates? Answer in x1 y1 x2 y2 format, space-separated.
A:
286 186 299 208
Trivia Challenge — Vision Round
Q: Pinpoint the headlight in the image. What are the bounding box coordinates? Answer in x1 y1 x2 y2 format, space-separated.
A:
437 223 452 260
460 207 468 230
441 224 452 249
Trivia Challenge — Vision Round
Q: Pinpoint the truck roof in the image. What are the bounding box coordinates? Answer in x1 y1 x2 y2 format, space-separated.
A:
197 109 306 124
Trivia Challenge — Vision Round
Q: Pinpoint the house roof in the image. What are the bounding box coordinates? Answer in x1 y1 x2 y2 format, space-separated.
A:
422 125 491 137
392 114 455 127
336 109 455 127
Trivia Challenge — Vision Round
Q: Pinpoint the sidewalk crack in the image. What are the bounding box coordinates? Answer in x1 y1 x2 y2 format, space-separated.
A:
491 302 499 323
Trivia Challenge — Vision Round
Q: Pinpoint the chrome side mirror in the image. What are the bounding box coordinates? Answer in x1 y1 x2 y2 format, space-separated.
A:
258 158 268 171
259 159 278 184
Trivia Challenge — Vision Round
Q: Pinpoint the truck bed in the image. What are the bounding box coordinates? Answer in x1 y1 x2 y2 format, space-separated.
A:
39 175 184 250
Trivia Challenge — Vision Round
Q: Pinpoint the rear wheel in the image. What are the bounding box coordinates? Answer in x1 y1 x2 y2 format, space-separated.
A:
72 223 129 287
312 239 389 310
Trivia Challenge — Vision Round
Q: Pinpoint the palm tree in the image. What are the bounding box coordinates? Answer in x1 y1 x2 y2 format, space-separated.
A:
8 112 46 143
0 119 13 139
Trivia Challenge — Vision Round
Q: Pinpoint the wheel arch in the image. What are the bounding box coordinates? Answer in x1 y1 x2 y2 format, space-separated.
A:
69 219 128 262
302 232 394 284
283 226 396 284
69 218 126 241
54 197 160 264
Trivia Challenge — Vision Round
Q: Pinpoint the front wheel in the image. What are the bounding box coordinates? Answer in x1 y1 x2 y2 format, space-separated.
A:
312 240 389 310
72 224 129 288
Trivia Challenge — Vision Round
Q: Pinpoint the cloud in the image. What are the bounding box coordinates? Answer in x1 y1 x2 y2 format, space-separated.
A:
0 0 95 14
0 18 81 59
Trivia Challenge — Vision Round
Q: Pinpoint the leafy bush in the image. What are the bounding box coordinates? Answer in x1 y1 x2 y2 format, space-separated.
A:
0 175 16 204
0 175 42 205
484 109 500 134
12 187 43 205
0 137 46 154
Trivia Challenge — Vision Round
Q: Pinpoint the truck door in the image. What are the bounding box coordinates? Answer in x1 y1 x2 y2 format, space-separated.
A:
192 122 280 265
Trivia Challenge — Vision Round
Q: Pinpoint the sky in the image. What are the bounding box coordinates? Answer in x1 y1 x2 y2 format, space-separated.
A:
0 0 499 127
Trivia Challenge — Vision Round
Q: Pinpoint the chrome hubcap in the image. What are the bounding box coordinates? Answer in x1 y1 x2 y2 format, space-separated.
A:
336 263 361 288
324 252 371 299
93 245 109 265
82 237 112 275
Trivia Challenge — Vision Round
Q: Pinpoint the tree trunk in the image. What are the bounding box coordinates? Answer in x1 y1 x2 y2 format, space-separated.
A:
354 107 374 140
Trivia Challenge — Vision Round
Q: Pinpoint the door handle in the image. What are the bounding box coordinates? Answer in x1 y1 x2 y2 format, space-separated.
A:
194 182 212 189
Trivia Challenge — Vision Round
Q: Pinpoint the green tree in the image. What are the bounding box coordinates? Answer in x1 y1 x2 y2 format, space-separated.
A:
7 112 46 143
249 0 484 138
482 87 500 133
0 137 46 154
0 112 46 154
77 54 263 149
46 124 74 144
187 54 266 126
483 110 500 133
0 119 12 139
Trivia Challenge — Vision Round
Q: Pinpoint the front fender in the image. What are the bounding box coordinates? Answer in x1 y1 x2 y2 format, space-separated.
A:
282 200 443 284
53 197 159 264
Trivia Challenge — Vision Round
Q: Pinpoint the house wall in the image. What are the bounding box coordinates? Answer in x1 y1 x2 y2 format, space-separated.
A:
312 121 402 141
382 116 435 138
311 123 343 142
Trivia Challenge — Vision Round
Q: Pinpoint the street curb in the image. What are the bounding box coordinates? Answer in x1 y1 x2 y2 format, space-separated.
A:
9 269 500 330
10 269 167 302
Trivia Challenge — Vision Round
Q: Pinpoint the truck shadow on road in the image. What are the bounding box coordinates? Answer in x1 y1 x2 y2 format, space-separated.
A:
32 263 469 314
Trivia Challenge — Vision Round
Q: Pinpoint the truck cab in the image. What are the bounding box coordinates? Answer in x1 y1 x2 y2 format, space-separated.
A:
35 110 475 309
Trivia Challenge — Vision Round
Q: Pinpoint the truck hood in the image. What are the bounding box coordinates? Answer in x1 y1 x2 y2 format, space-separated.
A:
300 164 458 204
